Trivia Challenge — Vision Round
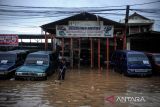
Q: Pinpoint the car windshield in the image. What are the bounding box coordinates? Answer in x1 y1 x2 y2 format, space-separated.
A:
128 53 149 65
154 55 160 64
25 54 49 65
0 53 16 64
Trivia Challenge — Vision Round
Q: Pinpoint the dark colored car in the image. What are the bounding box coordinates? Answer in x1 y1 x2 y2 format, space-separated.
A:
0 50 28 79
15 51 57 80
110 50 152 76
146 53 160 74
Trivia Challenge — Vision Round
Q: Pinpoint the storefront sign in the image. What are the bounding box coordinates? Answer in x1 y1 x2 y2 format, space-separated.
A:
69 21 104 26
0 34 18 46
56 25 113 38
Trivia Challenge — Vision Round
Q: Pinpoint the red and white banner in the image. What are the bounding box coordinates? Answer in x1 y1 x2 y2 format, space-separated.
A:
0 34 18 46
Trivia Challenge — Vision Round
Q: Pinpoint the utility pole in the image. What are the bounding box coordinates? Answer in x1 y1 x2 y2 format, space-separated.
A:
123 5 130 50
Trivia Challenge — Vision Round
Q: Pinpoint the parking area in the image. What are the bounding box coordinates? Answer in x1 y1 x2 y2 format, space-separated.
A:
0 68 160 107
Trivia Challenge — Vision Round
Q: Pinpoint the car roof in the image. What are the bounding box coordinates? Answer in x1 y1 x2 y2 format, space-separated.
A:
29 51 53 55
147 53 160 56
0 51 17 55
127 51 144 54
8 50 29 54
115 50 144 54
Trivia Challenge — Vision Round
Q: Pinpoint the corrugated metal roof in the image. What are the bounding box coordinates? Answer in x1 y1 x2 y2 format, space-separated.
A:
41 12 125 34
127 31 160 39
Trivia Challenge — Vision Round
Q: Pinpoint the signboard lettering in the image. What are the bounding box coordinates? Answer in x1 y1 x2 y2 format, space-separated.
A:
56 25 113 38
0 34 18 46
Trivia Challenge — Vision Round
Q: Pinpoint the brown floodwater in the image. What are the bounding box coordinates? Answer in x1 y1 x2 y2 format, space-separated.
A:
0 68 160 107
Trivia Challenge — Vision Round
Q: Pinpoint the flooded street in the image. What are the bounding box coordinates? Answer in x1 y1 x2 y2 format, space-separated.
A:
0 68 160 107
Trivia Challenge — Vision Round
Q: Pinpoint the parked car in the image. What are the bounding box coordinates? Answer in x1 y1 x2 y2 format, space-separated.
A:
0 50 28 79
110 50 152 76
15 51 57 80
146 53 160 74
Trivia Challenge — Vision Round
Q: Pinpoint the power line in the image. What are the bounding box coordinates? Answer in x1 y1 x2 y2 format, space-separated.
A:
0 0 160 9
130 0 160 6
0 2 159 30
0 1 159 20
0 8 126 13
0 8 126 19
0 4 126 9
130 9 160 14
91 12 125 16
0 13 125 20
0 24 38 28
0 13 75 20
0 1 159 19
0 8 158 20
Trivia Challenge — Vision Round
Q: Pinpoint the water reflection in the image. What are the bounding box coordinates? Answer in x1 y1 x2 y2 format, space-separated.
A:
0 68 160 107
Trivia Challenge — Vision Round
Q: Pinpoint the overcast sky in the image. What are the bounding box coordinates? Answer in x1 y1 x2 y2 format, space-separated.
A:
0 0 159 34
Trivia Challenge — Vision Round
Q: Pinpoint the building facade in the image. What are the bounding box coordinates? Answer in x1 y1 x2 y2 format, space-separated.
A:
120 12 154 50
41 12 125 68
120 12 154 34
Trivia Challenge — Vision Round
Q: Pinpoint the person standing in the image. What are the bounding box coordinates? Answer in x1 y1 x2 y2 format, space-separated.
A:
58 58 66 80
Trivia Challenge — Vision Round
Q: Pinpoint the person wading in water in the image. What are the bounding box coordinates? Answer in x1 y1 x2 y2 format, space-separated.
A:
58 58 66 81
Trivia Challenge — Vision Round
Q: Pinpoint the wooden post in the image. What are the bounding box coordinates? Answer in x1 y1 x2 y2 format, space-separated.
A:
41 29 43 50
30 37 31 44
90 38 93 68
98 38 101 69
107 38 109 63
41 28 43 34
93 39 94 68
62 38 64 58
123 30 126 50
124 5 130 50
21 38 23 49
30 36 31 49
78 38 81 68
45 32 48 51
114 34 117 51
106 38 109 78
70 38 73 68
51 35 54 51
123 32 126 50
46 33 48 50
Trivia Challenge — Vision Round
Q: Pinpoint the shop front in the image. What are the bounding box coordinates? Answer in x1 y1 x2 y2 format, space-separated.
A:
41 12 125 68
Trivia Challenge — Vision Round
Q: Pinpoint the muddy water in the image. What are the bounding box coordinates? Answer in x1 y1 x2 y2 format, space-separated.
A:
0 69 160 107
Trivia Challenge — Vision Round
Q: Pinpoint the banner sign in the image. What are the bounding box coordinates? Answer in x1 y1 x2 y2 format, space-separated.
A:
56 25 113 38
0 34 18 46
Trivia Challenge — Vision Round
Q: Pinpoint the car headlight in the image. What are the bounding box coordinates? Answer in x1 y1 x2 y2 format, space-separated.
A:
37 73 46 77
16 72 22 75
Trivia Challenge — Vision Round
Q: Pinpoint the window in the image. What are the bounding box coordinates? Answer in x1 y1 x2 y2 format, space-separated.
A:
0 53 16 63
25 54 49 65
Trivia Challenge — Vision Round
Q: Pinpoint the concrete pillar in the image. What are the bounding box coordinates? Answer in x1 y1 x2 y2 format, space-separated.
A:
127 38 130 50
